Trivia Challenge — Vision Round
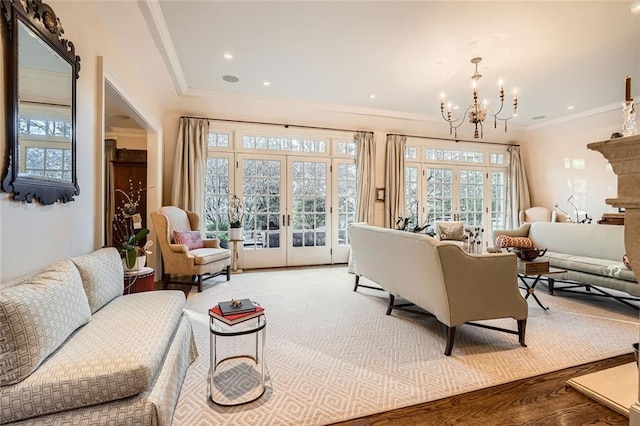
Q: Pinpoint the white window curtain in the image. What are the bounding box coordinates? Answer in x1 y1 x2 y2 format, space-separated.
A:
355 131 375 223
171 117 209 223
384 134 406 228
506 145 531 229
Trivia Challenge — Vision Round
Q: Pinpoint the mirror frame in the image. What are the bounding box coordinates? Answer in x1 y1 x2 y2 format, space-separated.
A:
1 0 80 204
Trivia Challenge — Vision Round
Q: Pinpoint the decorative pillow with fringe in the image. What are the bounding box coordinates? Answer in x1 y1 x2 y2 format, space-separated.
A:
495 235 534 249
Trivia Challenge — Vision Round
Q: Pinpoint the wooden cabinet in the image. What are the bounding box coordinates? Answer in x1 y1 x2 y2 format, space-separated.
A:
112 149 147 248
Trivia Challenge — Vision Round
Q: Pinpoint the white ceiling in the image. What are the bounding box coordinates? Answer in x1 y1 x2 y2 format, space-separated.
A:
139 1 640 131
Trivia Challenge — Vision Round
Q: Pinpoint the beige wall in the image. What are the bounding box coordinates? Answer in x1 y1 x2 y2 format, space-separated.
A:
522 109 620 223
0 1 175 281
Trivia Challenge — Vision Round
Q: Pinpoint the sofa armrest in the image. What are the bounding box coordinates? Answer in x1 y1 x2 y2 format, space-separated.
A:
492 224 531 242
436 245 528 326
168 243 189 253
203 238 220 249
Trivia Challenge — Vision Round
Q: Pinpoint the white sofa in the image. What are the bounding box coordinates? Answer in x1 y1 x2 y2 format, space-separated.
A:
493 222 638 307
348 224 528 355
0 248 197 425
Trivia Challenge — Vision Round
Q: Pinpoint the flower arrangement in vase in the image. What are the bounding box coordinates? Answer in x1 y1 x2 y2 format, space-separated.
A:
112 179 153 270
227 194 245 240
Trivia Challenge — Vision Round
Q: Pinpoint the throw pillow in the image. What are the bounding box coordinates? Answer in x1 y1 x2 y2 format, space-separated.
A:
495 235 534 249
0 260 92 385
623 253 633 270
437 222 465 241
71 247 124 313
174 230 205 250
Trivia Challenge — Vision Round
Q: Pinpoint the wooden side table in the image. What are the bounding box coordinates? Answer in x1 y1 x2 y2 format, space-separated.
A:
230 239 244 273
124 267 155 294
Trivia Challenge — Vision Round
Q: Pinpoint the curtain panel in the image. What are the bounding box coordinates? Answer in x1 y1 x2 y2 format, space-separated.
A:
171 117 209 226
506 145 531 229
355 131 376 223
384 134 406 228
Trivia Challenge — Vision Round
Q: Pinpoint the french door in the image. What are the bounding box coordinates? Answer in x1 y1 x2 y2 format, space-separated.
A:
425 166 485 228
236 154 332 268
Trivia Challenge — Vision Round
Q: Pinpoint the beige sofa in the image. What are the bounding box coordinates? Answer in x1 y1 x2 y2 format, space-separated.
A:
348 224 528 355
0 248 197 425
493 222 638 307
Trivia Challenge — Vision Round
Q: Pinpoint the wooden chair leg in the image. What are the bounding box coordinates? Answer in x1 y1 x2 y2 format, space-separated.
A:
386 294 395 315
353 275 360 291
548 278 555 295
163 273 169 289
226 265 231 281
198 275 203 292
444 326 456 356
518 319 527 347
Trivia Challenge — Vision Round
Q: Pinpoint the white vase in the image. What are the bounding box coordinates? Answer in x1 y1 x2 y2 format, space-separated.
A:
123 255 146 272
229 227 243 241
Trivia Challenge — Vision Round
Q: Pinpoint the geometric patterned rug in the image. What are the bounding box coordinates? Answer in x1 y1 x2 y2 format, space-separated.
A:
172 266 639 425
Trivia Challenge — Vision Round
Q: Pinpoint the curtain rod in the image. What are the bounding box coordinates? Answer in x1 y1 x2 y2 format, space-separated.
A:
387 133 519 147
180 115 367 135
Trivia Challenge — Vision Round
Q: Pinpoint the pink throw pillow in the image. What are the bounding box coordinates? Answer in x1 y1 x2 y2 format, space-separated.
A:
173 230 205 250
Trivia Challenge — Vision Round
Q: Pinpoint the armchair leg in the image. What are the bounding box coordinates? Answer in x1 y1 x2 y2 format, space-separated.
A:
163 273 169 289
386 294 395 315
353 275 360 291
445 326 456 356
226 265 231 281
198 275 203 293
517 320 527 347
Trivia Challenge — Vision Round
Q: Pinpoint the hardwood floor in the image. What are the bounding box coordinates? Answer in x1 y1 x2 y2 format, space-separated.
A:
331 354 634 426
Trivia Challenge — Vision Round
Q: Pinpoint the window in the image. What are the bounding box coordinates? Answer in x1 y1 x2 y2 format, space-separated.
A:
19 117 72 180
337 162 357 245
242 135 327 153
426 148 483 163
203 156 231 242
208 132 229 148
336 141 356 156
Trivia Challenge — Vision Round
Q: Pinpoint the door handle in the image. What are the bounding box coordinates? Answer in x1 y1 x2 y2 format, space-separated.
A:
282 214 285 226
287 215 291 226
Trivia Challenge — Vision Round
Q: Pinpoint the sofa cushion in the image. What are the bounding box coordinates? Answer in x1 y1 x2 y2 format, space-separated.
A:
191 247 231 264
0 290 186 424
544 251 637 283
495 235 534 249
0 260 91 386
436 221 465 241
71 247 124 313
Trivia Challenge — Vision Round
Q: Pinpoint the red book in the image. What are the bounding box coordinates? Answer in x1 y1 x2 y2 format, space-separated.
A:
209 304 264 326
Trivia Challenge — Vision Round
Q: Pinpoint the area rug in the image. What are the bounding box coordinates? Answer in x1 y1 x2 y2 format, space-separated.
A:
172 267 639 425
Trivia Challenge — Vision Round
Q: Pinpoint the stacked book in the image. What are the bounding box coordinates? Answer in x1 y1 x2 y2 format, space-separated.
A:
518 260 550 275
209 298 264 325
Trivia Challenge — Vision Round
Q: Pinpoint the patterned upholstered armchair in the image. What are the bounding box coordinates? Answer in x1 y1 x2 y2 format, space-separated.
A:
151 206 231 292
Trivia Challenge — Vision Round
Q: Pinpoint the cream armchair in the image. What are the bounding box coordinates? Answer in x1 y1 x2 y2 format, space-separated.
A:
151 206 231 292
519 207 557 225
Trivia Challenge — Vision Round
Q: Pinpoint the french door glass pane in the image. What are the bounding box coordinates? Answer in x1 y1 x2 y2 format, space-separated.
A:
204 157 230 241
491 171 506 231
292 161 327 248
426 168 453 222
337 162 356 245
243 159 281 249
405 166 419 226
459 169 484 226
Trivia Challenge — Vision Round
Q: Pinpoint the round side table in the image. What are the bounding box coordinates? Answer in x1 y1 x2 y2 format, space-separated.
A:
208 312 266 405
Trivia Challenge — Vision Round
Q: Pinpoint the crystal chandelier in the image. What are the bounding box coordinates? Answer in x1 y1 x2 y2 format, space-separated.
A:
440 57 518 138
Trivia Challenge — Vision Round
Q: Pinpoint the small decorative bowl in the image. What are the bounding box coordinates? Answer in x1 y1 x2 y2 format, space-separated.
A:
511 248 547 261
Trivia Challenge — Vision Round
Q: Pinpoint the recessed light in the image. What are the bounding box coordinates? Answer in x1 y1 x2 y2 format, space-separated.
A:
222 75 239 83
262 81 271 87
567 105 575 110
223 52 233 60
369 94 376 99
531 115 546 120
631 2 640 13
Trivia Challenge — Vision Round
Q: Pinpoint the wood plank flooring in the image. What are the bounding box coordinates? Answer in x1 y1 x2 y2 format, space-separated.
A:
331 354 634 426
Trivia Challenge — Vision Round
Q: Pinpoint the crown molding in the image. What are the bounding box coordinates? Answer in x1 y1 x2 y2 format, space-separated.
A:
525 100 635 131
106 127 147 139
138 0 187 95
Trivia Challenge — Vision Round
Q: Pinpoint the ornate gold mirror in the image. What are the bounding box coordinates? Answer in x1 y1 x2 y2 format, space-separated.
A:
1 0 80 204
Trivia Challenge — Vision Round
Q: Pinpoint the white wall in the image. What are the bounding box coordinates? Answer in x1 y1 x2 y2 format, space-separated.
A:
522 109 620 223
0 1 175 281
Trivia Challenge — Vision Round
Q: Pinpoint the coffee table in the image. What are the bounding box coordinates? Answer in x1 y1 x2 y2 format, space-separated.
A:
517 267 567 310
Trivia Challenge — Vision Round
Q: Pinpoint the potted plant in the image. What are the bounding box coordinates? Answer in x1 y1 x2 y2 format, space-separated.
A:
228 194 244 241
121 229 152 270
113 183 153 271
